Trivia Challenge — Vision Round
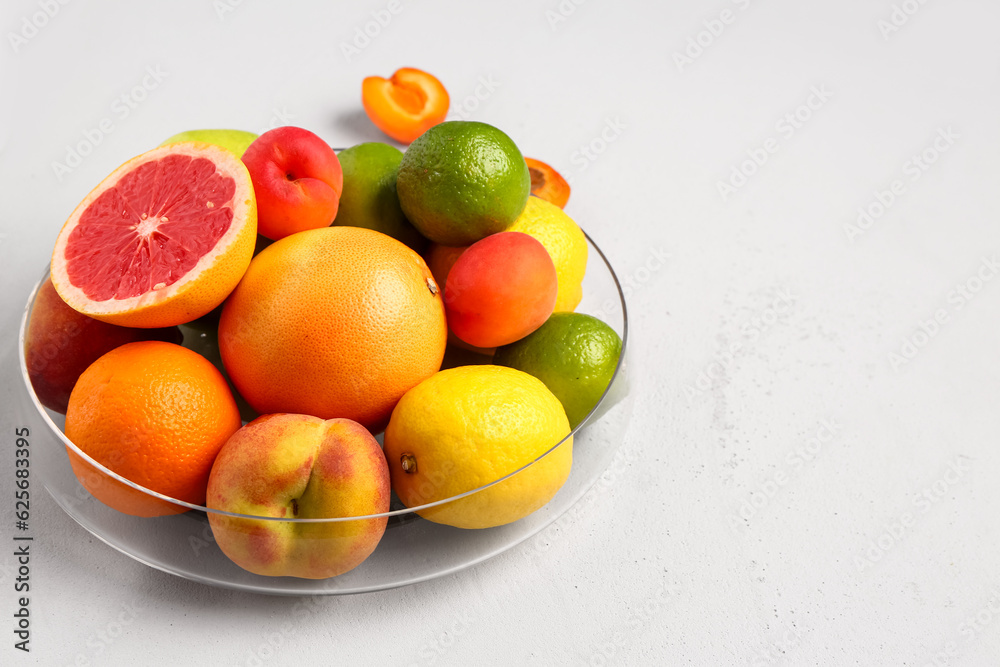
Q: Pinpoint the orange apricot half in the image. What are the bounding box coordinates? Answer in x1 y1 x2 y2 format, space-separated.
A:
525 157 571 208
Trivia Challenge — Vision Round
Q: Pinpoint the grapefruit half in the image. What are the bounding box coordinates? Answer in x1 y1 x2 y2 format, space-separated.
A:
51 142 257 328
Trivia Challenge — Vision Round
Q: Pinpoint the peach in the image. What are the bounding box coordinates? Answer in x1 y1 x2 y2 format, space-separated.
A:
206 414 390 579
241 126 343 240
444 232 557 348
25 277 182 414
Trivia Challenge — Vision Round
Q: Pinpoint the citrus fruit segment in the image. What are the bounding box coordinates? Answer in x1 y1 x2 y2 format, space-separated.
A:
384 365 572 529
218 226 447 433
396 121 531 246
64 340 242 517
50 142 257 328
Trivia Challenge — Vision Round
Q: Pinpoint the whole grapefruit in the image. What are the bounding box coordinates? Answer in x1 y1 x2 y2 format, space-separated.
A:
219 226 447 432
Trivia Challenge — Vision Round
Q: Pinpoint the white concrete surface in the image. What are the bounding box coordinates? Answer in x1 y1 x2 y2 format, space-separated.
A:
2 0 1000 664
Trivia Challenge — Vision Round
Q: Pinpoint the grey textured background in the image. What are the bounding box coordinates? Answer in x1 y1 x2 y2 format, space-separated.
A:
2 1 1000 665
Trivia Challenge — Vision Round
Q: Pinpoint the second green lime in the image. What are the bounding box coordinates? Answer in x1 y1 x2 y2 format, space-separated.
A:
493 312 622 428
332 142 426 252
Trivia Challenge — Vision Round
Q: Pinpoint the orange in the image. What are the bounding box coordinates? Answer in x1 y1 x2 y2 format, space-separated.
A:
219 226 447 433
51 142 257 328
64 341 242 517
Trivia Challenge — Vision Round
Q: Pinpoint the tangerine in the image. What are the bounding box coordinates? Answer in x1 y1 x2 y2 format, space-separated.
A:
64 341 242 517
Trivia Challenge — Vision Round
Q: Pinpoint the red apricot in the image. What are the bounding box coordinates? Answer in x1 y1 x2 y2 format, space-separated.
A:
443 232 557 348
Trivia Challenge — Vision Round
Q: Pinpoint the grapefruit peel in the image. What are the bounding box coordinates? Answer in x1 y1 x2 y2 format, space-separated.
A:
51 142 257 328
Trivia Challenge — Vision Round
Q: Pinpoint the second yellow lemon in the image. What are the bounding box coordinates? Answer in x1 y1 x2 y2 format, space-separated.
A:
508 196 588 312
383 365 572 529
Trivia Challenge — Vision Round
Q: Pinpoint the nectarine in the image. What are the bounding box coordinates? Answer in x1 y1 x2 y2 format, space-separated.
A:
206 414 390 579
444 232 557 348
242 126 343 240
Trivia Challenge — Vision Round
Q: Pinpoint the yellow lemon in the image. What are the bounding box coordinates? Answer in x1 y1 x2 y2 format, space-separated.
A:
507 196 588 312
383 365 572 529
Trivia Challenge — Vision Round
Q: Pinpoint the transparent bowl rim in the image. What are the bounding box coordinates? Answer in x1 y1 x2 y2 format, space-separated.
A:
18 228 629 524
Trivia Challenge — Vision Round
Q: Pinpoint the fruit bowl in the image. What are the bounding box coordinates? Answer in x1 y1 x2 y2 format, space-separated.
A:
15 231 632 595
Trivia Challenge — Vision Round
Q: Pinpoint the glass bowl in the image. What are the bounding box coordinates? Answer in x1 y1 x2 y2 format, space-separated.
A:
16 231 632 595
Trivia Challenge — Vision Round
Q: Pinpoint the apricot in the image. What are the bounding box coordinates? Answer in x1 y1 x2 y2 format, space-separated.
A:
362 67 450 144
425 242 497 356
443 232 557 348
525 158 570 208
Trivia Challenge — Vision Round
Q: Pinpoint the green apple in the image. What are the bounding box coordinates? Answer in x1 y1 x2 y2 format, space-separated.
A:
160 129 258 157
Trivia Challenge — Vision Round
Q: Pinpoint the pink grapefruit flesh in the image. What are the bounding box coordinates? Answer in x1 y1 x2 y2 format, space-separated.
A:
51 142 257 328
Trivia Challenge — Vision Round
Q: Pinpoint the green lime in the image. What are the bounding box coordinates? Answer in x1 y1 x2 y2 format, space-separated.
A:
396 121 530 246
332 142 426 252
160 129 258 157
493 312 622 429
